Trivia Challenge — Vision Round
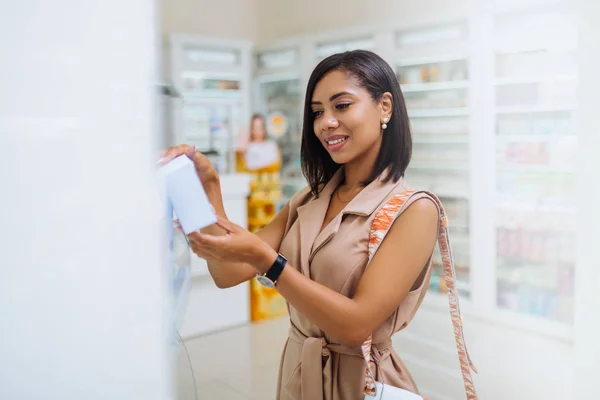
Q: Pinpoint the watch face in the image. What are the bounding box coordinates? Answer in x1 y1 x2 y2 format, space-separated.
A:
256 274 275 289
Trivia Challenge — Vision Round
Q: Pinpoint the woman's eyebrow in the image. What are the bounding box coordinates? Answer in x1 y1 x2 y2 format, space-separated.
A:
311 91 353 105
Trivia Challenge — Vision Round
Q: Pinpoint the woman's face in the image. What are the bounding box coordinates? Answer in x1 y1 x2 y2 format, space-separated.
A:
310 70 391 166
250 117 266 142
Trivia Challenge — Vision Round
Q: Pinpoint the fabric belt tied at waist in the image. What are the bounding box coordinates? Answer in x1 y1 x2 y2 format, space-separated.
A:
285 324 391 400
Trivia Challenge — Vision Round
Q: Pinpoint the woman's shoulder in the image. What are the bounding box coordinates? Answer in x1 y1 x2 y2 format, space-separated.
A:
377 184 441 220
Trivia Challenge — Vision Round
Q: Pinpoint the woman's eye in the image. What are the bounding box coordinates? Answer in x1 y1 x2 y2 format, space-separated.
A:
312 110 323 118
336 103 351 110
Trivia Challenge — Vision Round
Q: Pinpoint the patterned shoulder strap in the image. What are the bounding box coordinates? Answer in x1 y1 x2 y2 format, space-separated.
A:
361 190 479 400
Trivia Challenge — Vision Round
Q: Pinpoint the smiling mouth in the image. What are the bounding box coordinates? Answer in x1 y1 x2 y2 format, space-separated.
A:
325 137 348 145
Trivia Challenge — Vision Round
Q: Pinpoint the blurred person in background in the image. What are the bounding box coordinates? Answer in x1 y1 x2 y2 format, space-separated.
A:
236 113 281 172
161 50 447 399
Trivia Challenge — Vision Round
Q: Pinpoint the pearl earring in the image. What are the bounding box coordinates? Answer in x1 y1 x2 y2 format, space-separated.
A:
382 117 389 130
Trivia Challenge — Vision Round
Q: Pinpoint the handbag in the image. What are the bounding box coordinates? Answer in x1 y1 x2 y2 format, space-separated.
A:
362 190 479 400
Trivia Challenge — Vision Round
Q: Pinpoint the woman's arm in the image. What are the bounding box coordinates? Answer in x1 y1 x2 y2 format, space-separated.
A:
253 198 439 347
200 199 290 288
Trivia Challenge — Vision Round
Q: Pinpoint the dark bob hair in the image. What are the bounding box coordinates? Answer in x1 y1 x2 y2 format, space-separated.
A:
300 50 412 196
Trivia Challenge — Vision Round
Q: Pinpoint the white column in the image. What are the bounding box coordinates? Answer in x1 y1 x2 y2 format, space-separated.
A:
0 1 170 400
574 0 600 397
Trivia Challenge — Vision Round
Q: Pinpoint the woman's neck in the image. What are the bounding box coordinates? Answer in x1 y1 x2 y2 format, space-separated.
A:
341 164 371 189
340 134 384 188
341 145 380 188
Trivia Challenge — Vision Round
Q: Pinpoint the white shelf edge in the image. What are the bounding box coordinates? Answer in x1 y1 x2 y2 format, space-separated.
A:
496 202 576 213
496 134 577 142
182 91 243 99
255 71 301 83
396 53 469 67
407 163 470 171
496 275 572 290
408 107 470 117
180 93 244 103
494 41 577 55
180 70 244 79
495 105 577 114
401 80 469 92
497 165 576 173
413 136 470 144
494 75 577 86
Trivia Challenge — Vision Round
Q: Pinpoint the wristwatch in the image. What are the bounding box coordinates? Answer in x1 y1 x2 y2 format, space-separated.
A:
256 253 287 289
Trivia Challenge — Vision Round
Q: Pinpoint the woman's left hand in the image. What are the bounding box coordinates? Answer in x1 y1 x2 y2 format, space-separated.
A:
187 217 277 274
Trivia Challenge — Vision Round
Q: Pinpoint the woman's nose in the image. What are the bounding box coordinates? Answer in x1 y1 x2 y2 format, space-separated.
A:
320 112 339 132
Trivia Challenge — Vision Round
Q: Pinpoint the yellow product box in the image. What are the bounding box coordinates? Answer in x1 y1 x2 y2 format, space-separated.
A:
250 277 288 322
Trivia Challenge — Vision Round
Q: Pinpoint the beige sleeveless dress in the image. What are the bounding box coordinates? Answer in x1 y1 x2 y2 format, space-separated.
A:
276 167 435 400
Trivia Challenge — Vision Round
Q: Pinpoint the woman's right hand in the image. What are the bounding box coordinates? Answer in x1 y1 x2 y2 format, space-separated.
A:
159 144 220 189
161 144 258 289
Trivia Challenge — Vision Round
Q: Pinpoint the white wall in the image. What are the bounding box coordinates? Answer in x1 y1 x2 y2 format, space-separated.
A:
161 0 260 41
257 0 470 42
0 1 170 399
161 0 469 44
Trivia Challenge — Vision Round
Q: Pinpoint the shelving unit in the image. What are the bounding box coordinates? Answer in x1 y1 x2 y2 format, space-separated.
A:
395 21 473 299
167 35 253 175
491 2 578 327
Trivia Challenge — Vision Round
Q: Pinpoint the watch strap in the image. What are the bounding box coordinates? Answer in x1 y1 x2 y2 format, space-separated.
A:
264 253 287 283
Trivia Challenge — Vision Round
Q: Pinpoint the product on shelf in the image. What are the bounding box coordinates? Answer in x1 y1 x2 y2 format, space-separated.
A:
411 142 469 166
396 59 468 84
404 88 468 109
495 81 576 107
496 164 576 208
406 169 470 199
411 116 469 136
495 50 577 79
495 205 576 323
180 99 243 174
494 7 577 326
247 172 282 231
497 111 573 137
236 147 287 322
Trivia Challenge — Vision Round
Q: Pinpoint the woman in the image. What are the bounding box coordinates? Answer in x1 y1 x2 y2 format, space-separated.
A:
236 113 281 172
161 50 439 399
